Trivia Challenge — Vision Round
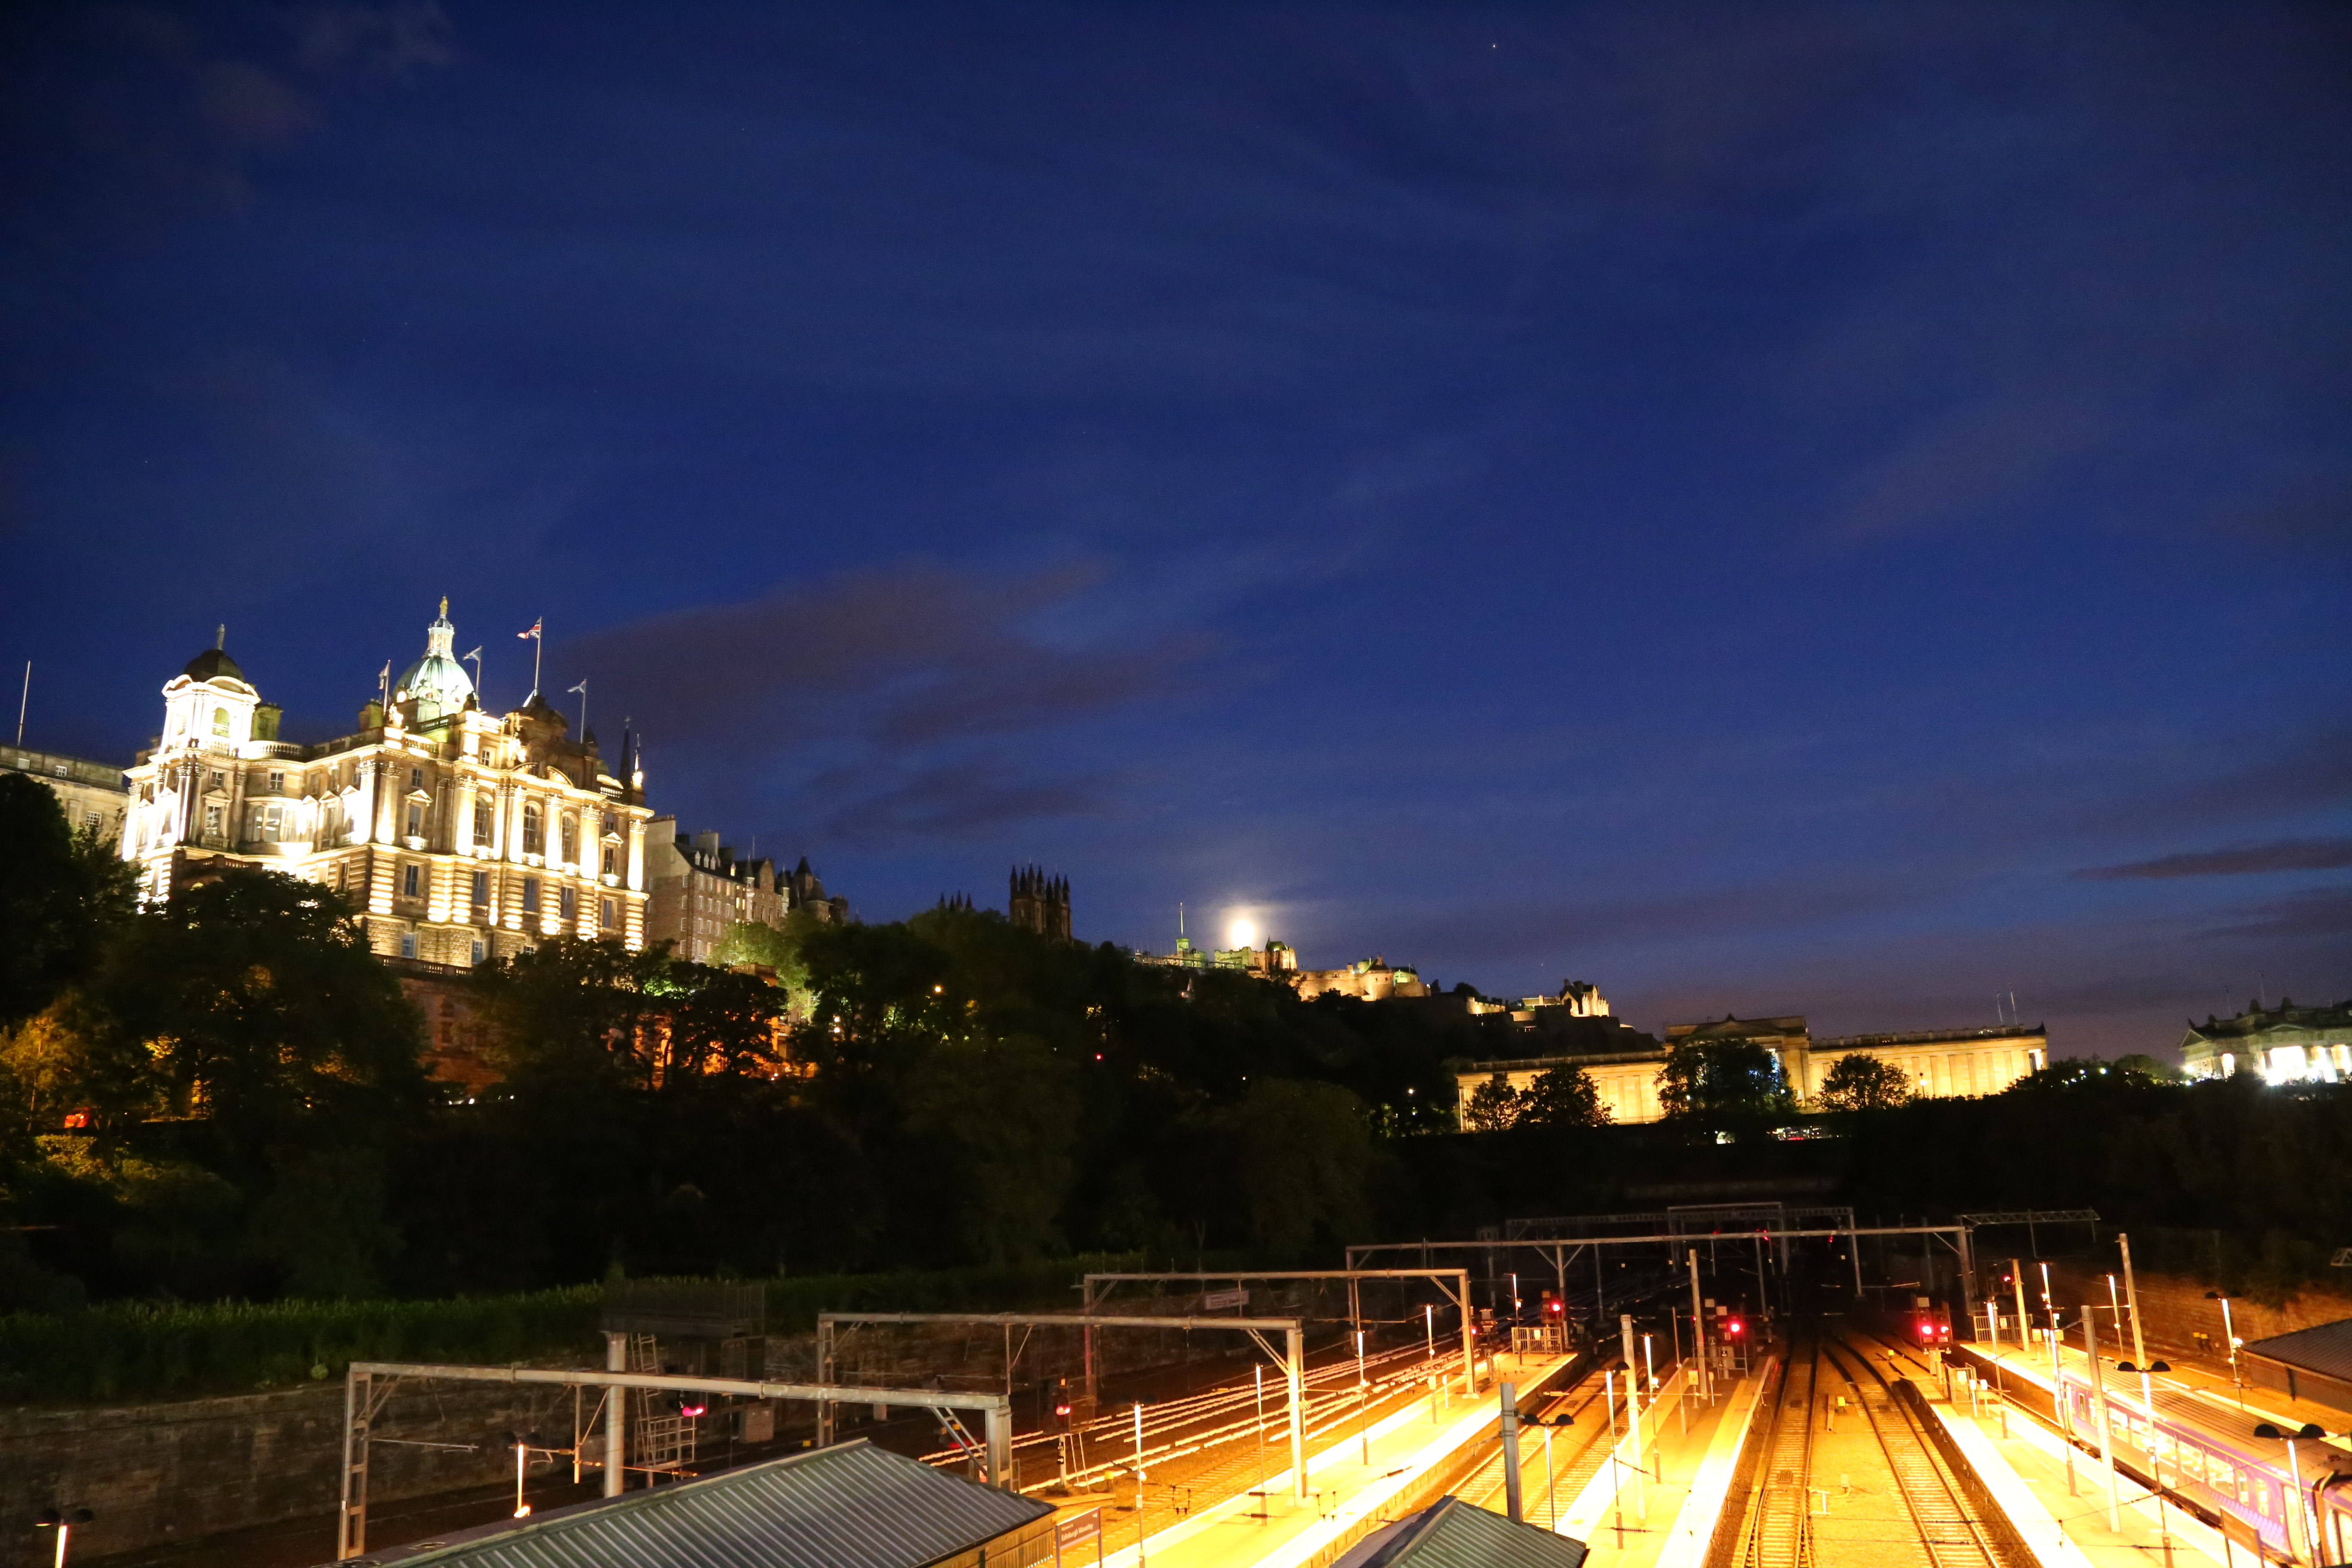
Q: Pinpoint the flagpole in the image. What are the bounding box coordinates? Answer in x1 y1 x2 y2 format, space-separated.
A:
533 625 543 698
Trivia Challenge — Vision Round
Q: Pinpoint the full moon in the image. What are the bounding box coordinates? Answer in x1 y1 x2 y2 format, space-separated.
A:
1228 917 1257 949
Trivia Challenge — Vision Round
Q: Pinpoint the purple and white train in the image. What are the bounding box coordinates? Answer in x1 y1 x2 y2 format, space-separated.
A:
1956 1342 2352 1565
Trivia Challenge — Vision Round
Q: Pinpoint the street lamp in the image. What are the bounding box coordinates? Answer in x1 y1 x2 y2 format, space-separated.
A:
2205 1291 2243 1402
34 1508 94 1568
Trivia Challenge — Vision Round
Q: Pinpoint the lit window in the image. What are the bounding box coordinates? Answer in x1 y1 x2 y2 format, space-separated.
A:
268 771 285 793
471 938 486 965
211 708 229 737
400 931 417 959
561 814 578 862
203 804 223 838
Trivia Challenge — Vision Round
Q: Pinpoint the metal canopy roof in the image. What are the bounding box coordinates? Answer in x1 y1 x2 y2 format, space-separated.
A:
342 1440 1052 1568
2242 1317 2352 1386
1333 1495 1591 1568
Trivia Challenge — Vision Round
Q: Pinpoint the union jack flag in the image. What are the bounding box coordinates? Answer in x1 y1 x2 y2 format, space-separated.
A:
518 619 541 640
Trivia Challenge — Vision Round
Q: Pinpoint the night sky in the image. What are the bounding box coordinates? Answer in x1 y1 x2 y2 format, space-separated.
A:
6 3 2348 1055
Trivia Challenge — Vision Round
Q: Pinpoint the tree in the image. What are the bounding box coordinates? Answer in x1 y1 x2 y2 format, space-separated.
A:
647 960 787 1081
474 937 668 1090
1518 1063 1612 1127
0 775 136 1027
1216 1079 1371 1256
710 906 825 997
2005 1054 2173 1093
1461 1075 1524 1132
83 868 426 1141
1656 1039 1791 1120
1816 1054 1913 1112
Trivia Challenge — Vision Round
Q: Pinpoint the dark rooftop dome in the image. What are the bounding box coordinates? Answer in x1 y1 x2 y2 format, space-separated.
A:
181 647 244 684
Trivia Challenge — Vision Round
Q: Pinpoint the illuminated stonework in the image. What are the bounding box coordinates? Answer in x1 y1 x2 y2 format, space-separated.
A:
120 606 653 964
1454 1015 2050 1125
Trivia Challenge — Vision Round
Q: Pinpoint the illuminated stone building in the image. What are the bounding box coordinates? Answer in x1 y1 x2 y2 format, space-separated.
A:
1008 866 1072 940
1292 955 1430 1000
2179 999 2352 1083
1454 1012 2049 1126
645 824 850 964
2 744 129 842
119 603 653 965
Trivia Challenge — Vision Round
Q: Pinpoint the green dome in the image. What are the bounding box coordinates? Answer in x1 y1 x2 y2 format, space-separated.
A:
395 600 476 723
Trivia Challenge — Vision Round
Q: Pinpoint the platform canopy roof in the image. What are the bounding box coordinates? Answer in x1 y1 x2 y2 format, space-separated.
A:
343 1439 1051 1568
2242 1317 2352 1384
1333 1495 1591 1568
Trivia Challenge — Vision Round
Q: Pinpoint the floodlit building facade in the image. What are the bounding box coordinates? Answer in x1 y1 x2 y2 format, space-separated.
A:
1454 1013 2049 1125
2 745 129 842
2179 1000 2352 1084
119 603 654 965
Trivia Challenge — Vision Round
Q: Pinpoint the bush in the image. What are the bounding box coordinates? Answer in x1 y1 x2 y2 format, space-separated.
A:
0 1253 1159 1406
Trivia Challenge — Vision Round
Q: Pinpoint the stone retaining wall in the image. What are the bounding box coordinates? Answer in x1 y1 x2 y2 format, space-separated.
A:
0 1302 1298 1566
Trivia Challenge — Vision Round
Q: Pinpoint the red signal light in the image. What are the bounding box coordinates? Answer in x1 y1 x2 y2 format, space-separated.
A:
1919 1323 1932 1338
1727 1319 1743 1336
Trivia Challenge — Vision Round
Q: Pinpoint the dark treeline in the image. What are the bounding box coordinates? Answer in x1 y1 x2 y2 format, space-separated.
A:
4 773 2346 1312
0 774 1495 1308
1395 1074 2352 1306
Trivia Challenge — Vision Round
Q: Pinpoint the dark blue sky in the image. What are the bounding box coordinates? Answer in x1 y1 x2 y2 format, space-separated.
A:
6 3 2349 1054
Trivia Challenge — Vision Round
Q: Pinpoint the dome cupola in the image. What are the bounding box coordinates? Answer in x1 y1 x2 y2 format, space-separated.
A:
393 597 476 725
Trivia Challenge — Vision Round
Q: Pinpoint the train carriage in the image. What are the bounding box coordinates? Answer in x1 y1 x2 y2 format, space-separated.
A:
1956 1338 2352 1565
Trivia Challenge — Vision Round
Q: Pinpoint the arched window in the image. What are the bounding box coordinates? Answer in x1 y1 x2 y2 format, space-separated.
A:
210 707 229 737
561 814 578 863
522 801 544 854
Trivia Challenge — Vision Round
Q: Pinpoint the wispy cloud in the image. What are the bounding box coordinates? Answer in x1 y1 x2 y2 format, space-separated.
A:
561 560 1202 846
2078 838 2352 881
2201 886 2352 941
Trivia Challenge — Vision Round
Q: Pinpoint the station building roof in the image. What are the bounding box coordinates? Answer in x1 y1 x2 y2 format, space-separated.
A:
2242 1317 2352 1387
1333 1495 1591 1568
340 1439 1052 1568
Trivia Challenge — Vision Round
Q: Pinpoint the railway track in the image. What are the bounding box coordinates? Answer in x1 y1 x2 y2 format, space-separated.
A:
1821 1334 2011 1568
1460 1368 1618 1530
1731 1340 1819 1568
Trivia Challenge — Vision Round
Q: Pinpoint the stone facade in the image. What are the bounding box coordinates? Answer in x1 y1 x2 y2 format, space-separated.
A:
119 606 653 966
1 745 129 843
1292 955 1430 1000
0 1377 579 1568
643 823 845 965
1454 1013 2049 1125
2178 999 2352 1084
1007 866 1072 940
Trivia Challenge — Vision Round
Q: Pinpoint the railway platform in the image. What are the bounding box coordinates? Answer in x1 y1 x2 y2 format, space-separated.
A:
1549 1359 1773 1568
1081 1347 1582 1568
1928 1380 2230 1568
